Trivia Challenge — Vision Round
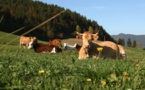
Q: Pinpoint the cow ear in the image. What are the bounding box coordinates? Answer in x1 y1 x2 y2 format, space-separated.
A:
92 33 98 36
76 31 83 35
76 31 80 35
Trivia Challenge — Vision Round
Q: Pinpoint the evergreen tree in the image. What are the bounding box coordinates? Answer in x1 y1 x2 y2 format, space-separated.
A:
132 40 137 48
117 38 125 46
0 0 116 41
76 25 81 32
127 38 132 47
118 38 123 45
122 38 125 46
88 26 93 33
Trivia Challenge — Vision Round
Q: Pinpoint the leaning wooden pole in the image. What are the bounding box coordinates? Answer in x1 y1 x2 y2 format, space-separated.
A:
0 15 4 23
0 10 66 49
0 26 26 40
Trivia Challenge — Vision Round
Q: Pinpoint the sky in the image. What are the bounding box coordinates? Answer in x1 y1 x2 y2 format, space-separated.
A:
39 0 145 35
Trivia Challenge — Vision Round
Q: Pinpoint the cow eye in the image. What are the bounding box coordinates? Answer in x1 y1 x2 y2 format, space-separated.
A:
88 39 92 42
91 38 93 40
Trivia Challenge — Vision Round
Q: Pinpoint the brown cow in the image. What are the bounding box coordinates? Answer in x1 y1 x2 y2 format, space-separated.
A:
28 40 62 53
49 39 62 47
77 31 120 60
19 36 37 49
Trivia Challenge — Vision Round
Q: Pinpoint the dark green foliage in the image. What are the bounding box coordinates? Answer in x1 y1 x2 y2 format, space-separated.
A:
132 40 137 48
118 38 125 46
127 38 132 47
98 26 117 43
0 0 115 42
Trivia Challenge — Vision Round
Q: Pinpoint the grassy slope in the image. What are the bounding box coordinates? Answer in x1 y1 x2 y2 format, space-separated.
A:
0 31 47 44
0 31 145 89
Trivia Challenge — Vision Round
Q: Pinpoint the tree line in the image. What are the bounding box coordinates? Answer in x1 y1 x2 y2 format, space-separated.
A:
116 38 141 48
0 0 116 42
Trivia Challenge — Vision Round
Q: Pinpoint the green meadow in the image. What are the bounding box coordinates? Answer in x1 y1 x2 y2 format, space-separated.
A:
0 31 145 90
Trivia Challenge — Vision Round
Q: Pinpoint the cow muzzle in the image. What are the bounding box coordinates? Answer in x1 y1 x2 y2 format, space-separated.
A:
84 48 89 58
27 41 33 49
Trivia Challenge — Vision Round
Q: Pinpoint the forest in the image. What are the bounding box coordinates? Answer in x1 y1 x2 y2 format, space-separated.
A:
0 0 116 42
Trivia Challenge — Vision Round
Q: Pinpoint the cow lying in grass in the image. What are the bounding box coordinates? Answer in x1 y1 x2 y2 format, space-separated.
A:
77 31 121 59
63 43 78 50
28 39 62 53
63 43 82 53
76 31 126 59
49 39 62 48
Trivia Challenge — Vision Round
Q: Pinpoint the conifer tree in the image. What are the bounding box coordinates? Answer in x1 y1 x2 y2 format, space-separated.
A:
132 40 137 48
127 38 132 47
122 38 125 46
76 25 81 32
88 26 93 33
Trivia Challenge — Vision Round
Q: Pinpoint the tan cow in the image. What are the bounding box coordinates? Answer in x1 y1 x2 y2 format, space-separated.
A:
19 36 37 49
76 31 126 60
77 31 120 60
76 31 99 40
91 34 126 59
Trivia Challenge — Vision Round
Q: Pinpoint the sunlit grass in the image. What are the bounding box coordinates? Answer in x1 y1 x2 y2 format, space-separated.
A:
0 44 145 89
1 31 145 89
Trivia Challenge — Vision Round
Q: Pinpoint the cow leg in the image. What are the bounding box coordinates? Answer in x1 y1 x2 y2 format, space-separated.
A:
23 44 26 49
19 43 22 48
78 48 88 60
50 47 56 53
20 43 26 49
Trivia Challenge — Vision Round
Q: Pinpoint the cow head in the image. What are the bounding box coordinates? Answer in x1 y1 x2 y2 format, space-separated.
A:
49 39 62 48
76 31 99 41
27 37 37 49
76 32 83 39
77 31 98 57
82 31 93 49
77 31 98 48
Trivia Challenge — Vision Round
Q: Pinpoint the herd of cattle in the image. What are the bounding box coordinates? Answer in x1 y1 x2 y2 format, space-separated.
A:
19 31 126 60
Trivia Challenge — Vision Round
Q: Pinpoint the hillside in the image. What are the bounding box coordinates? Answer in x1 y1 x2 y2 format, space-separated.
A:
0 0 116 42
1 30 145 89
112 33 145 48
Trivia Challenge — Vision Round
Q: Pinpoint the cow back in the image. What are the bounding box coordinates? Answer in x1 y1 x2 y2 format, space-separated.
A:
91 41 119 59
49 39 62 47
20 36 31 44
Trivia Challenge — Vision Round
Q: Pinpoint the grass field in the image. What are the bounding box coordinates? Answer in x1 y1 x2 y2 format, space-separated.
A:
0 31 145 90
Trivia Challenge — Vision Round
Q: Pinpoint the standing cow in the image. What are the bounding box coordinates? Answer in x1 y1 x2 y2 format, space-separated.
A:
19 36 37 49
